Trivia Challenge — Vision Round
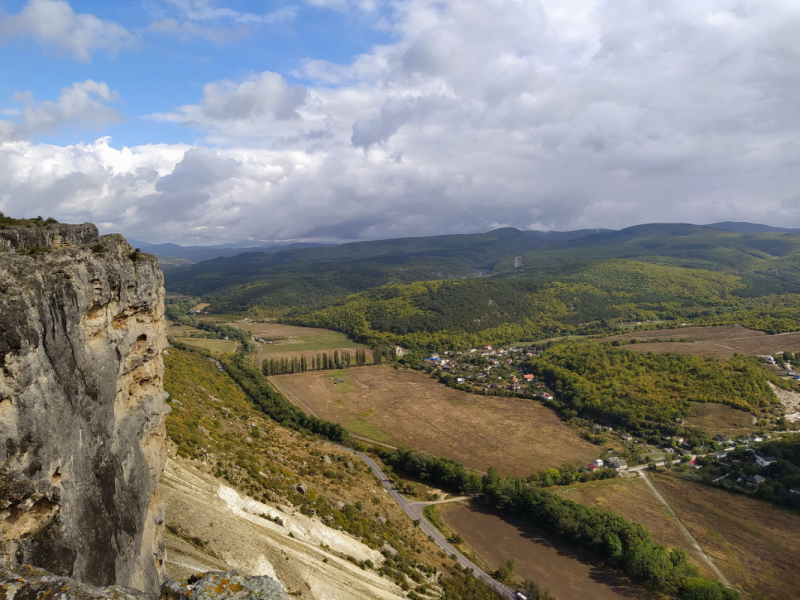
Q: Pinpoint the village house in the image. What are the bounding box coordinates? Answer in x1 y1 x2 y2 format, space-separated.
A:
608 457 627 470
755 454 777 468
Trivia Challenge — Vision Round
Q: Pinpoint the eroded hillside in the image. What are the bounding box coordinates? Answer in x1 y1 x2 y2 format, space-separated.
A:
163 348 483 599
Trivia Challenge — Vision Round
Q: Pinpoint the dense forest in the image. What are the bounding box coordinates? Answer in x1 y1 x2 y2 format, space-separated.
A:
526 343 790 435
165 224 800 318
288 260 800 352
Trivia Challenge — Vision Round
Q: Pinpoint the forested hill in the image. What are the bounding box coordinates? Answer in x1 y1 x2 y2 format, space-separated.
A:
164 226 608 311
288 260 800 351
165 222 800 316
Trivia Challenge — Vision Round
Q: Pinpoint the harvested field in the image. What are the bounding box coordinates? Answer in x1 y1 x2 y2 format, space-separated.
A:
551 477 715 579
439 503 658 600
684 402 757 433
601 325 800 359
271 366 599 476
651 473 800 600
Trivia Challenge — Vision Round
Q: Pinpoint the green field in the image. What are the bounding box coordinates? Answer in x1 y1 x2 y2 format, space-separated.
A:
173 337 238 355
344 418 391 442
256 330 362 354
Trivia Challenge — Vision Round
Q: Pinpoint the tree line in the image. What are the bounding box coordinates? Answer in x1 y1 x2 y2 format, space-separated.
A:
223 351 349 442
381 447 738 600
262 348 370 376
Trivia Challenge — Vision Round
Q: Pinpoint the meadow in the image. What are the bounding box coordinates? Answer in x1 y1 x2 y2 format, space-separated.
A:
270 365 599 476
548 473 800 600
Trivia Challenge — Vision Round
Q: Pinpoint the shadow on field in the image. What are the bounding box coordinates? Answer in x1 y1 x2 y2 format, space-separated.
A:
448 504 656 600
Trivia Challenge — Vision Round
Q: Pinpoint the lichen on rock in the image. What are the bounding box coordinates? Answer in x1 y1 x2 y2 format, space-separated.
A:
161 571 288 600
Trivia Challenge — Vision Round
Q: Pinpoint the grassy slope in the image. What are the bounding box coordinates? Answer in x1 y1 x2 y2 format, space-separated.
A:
163 347 501 598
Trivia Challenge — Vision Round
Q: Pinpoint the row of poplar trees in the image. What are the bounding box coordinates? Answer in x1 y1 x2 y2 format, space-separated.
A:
262 348 373 376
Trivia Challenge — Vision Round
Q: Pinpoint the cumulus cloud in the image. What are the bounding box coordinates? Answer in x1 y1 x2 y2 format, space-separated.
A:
148 72 308 141
4 0 800 242
0 0 135 61
0 80 122 142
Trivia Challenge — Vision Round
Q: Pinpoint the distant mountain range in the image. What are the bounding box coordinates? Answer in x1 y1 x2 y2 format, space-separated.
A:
162 221 800 313
130 240 334 269
142 222 799 268
706 222 800 234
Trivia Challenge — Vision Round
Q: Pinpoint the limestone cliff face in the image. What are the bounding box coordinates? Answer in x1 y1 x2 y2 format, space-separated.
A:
0 223 169 594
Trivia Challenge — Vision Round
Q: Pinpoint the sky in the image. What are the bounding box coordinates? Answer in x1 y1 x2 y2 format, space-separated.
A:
1 0 799 245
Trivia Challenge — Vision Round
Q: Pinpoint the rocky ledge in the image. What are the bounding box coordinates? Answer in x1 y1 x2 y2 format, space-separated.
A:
0 565 288 600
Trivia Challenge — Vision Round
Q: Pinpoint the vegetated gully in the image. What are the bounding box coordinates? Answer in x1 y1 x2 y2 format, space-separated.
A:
270 376 515 596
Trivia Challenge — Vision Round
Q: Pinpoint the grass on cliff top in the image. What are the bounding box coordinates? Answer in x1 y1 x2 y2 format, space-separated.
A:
162 347 486 596
0 213 58 228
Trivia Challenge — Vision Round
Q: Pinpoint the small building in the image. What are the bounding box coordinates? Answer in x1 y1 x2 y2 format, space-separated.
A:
621 433 633 442
515 588 531 600
608 457 627 470
523 374 534 381
755 455 777 468
746 475 766 487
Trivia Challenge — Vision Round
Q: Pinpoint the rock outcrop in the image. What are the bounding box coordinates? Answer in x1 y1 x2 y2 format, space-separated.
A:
0 222 169 594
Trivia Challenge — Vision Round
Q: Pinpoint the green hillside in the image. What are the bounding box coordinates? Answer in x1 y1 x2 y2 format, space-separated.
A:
165 224 800 316
288 259 800 351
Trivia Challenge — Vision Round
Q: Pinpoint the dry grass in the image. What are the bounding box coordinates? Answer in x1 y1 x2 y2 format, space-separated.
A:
439 503 658 600
649 474 800 600
682 402 757 434
550 477 715 578
271 366 599 476
601 325 800 359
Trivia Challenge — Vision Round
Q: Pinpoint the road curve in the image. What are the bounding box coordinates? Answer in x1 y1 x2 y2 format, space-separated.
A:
337 445 517 600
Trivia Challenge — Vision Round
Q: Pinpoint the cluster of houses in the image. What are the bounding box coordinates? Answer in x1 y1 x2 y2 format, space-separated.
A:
422 345 555 396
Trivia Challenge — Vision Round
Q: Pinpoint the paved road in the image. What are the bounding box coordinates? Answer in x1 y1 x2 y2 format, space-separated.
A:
337 445 517 600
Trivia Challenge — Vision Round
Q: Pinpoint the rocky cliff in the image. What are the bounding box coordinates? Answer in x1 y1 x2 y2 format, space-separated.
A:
0 222 169 594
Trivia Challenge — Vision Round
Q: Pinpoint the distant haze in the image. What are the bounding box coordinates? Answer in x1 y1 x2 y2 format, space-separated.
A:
1 1 800 244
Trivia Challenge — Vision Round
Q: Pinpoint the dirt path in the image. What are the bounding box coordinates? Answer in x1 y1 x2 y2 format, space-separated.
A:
638 472 732 589
769 382 800 420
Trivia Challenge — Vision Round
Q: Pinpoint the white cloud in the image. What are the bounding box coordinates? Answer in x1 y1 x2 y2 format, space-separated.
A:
147 72 309 142
0 80 123 142
0 0 135 61
4 0 800 242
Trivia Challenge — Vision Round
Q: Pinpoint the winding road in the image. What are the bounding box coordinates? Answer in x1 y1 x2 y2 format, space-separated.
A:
337 445 517 600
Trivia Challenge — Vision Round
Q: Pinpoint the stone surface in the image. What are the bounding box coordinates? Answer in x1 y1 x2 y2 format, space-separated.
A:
0 563 155 600
0 224 169 594
161 571 287 600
